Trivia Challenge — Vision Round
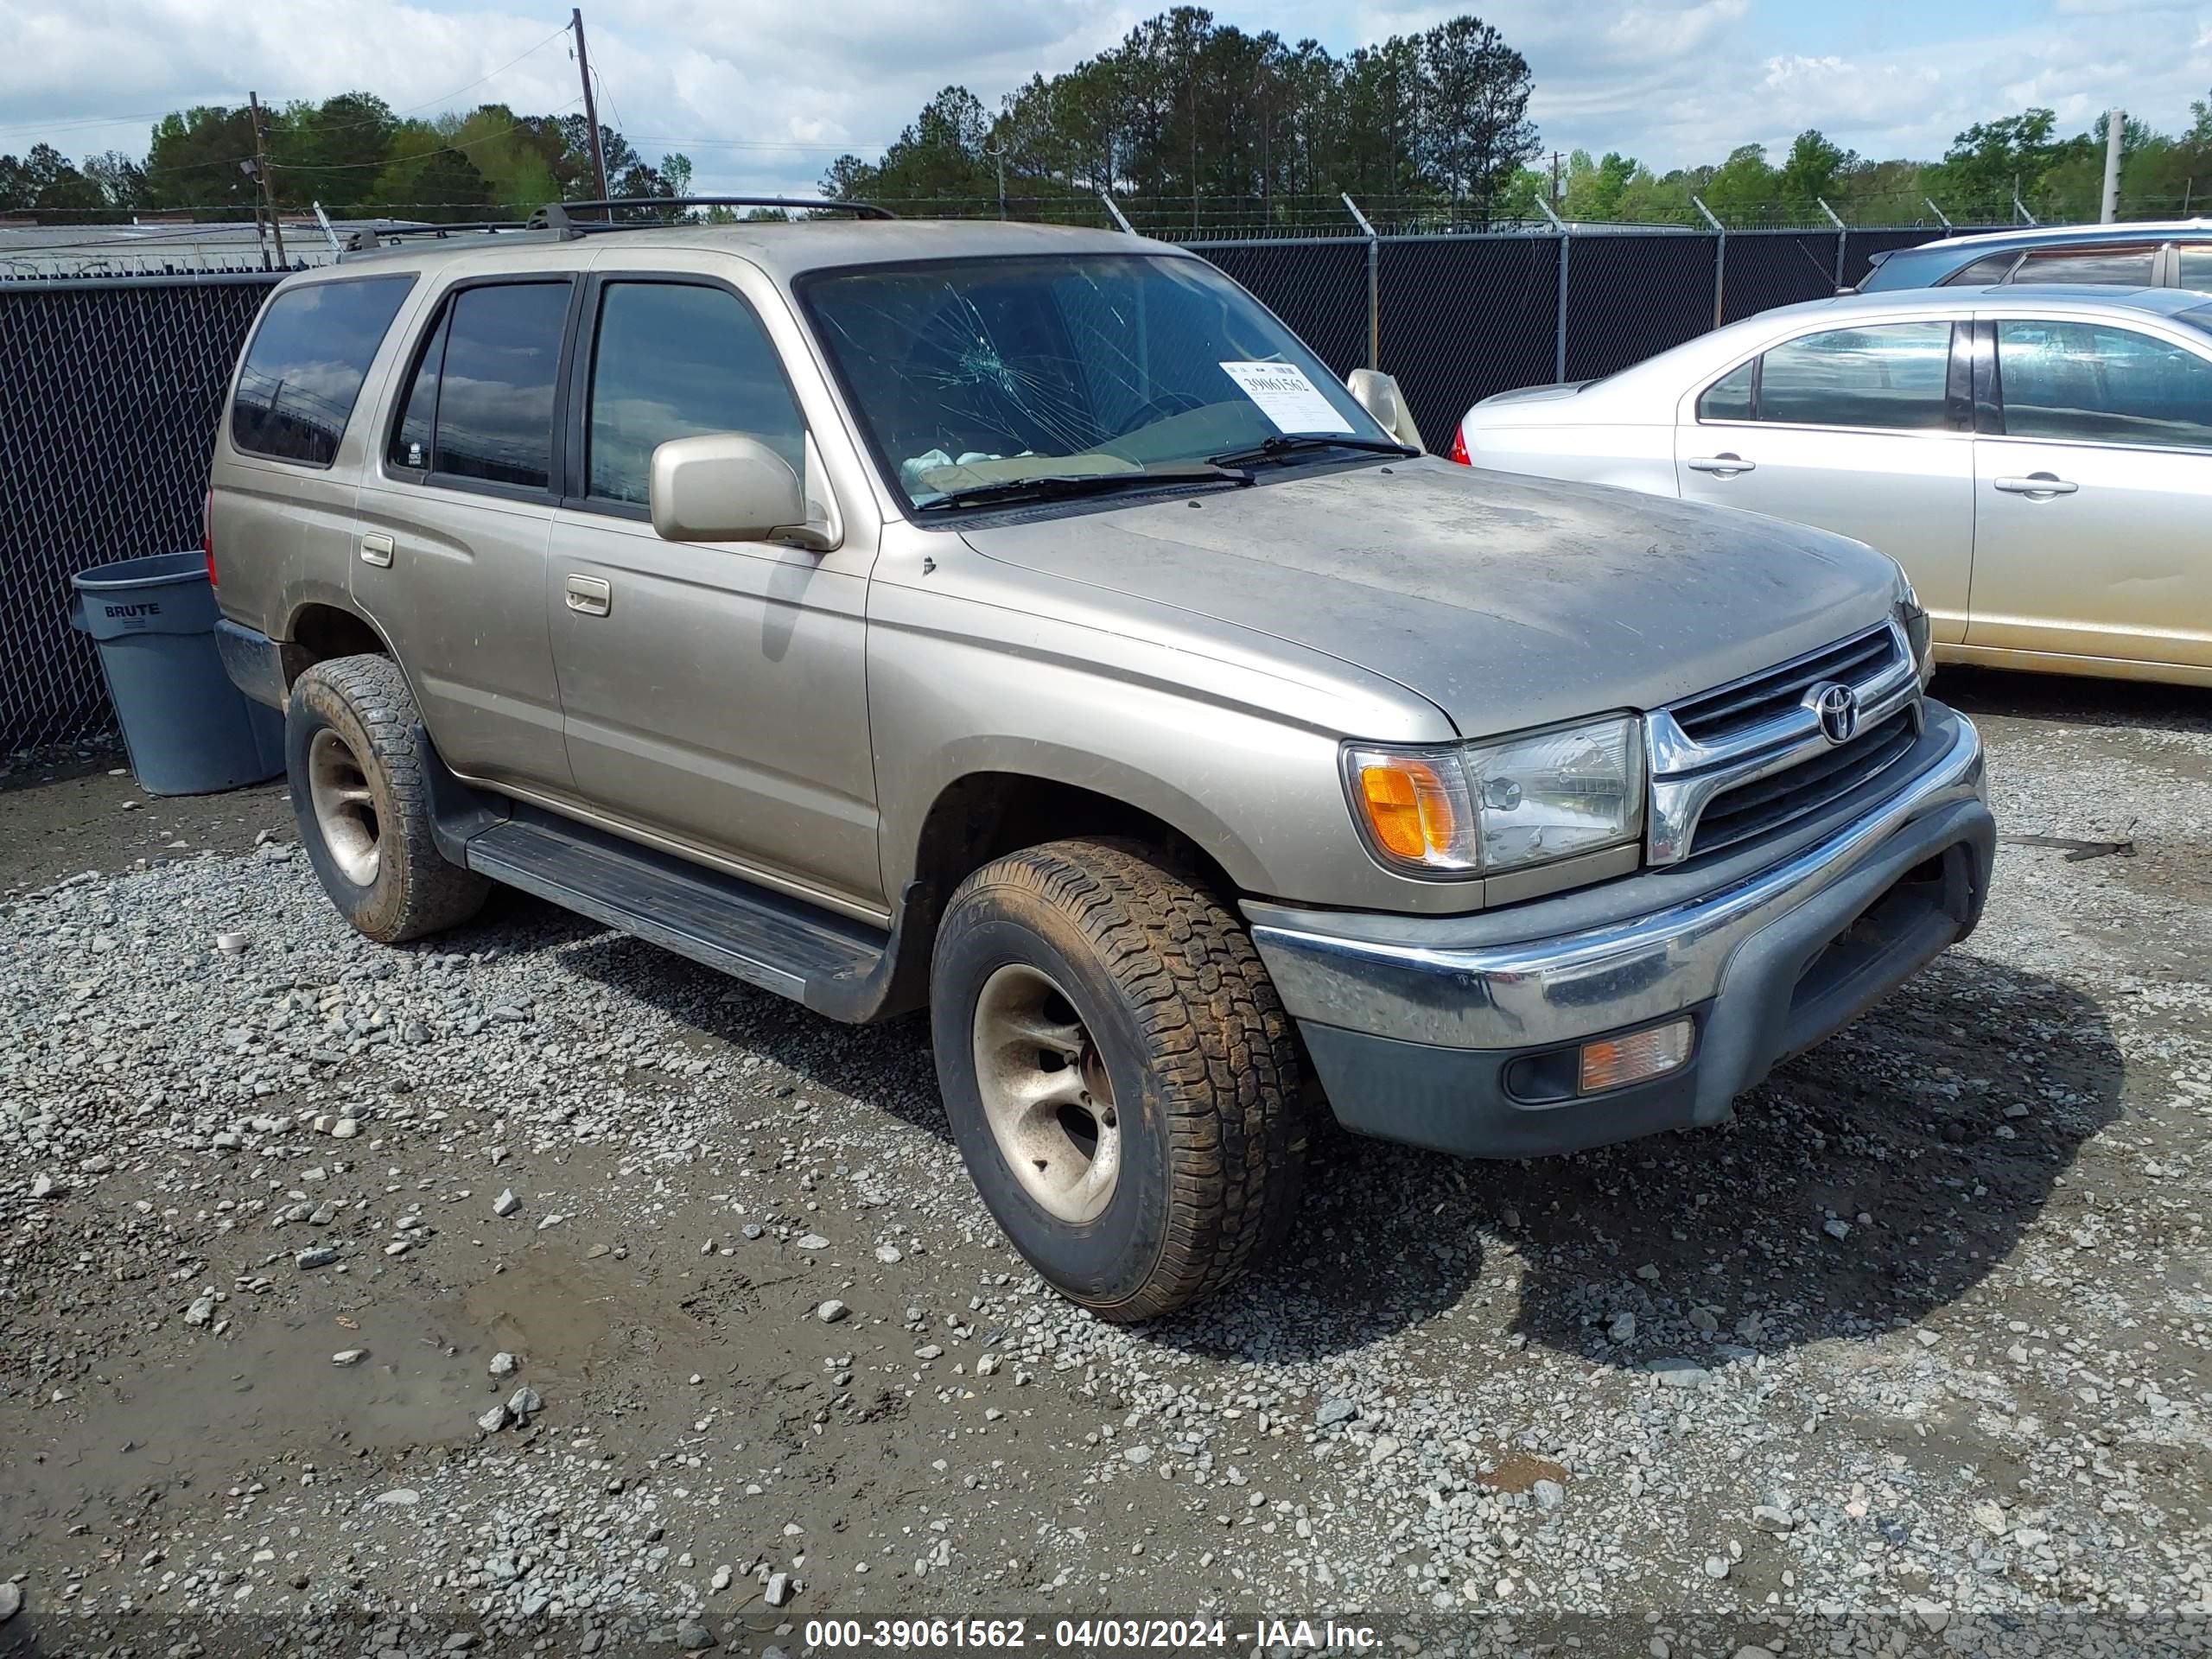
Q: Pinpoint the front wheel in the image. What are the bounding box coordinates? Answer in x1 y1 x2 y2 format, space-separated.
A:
930 839 1306 1321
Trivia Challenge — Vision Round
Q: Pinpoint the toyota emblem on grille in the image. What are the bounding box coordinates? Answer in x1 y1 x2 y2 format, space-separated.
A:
1813 682 1860 744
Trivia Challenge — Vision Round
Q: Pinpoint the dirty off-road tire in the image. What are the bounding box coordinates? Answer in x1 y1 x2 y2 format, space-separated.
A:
286 654 490 944
931 838 1306 1320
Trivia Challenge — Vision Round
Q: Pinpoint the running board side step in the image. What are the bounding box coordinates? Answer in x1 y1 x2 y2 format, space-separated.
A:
462 808 893 1018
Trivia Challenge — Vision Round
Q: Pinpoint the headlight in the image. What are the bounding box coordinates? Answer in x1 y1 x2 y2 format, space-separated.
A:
1892 567 1933 685
1345 715 1644 878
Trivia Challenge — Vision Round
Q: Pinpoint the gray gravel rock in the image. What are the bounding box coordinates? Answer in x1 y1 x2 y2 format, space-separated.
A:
0 1582 19 1623
2 700 2206 1646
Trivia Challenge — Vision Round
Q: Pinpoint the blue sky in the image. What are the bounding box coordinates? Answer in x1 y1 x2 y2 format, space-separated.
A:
1 0 2206 206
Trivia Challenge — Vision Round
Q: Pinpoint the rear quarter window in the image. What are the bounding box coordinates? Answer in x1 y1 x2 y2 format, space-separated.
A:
2013 245 2159 286
1942 251 2022 287
231 276 415 467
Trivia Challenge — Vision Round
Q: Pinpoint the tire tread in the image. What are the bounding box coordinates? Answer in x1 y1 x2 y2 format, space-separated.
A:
950 838 1306 1320
291 655 489 943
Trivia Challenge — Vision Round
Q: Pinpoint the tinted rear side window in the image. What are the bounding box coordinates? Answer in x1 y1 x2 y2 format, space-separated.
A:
2176 245 2212 291
1996 320 2212 450
386 308 448 472
231 276 413 466
1755 322 1953 429
433 282 571 490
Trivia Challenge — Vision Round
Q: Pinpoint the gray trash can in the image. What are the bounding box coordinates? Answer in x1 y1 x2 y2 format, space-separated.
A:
68 551 285 796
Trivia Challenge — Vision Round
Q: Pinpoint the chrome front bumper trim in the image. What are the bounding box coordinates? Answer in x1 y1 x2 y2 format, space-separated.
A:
1251 709 1987 1052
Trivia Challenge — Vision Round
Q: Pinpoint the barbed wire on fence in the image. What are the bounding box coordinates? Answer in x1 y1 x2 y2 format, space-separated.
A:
7 180 2208 240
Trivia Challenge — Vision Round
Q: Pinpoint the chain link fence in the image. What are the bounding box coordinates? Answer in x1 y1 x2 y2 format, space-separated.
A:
1 214 2004 753
0 273 279 755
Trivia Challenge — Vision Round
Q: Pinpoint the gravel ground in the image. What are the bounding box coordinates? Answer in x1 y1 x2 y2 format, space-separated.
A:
2 669 2209 1659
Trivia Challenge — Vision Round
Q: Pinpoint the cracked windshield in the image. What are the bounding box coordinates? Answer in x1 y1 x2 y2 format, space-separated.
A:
801 252 1395 508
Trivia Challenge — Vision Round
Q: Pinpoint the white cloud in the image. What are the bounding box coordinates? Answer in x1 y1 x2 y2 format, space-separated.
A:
1 0 2208 208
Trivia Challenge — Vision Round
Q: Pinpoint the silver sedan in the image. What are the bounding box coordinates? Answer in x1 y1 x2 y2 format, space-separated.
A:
1453 284 2212 687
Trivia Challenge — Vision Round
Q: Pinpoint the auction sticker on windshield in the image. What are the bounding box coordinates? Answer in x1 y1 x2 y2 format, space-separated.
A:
1218 360 1353 435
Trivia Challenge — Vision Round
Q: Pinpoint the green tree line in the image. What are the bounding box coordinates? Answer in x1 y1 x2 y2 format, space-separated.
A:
1544 102 2212 228
0 94 694 223
823 7 1540 228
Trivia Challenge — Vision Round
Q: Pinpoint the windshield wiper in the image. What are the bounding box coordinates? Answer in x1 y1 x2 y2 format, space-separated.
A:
914 461 1251 512
1205 434 1418 468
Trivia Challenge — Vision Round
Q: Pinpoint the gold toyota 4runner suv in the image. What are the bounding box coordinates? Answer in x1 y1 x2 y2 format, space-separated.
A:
210 198 1995 1319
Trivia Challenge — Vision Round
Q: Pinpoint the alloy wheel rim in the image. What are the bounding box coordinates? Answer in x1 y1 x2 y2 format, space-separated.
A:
971 963 1121 1224
308 727 381 887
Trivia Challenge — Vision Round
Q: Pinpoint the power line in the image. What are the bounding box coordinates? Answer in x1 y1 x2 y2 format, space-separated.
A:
630 134 893 152
122 99 582 188
388 22 574 118
276 102 585 173
0 107 227 138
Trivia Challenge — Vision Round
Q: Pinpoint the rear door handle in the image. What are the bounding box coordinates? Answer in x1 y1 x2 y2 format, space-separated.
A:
1993 474 2078 498
1685 454 1754 476
359 532 394 568
564 575 613 618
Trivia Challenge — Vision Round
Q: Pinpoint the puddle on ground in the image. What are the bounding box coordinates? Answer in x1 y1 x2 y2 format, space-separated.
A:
12 1248 651 1535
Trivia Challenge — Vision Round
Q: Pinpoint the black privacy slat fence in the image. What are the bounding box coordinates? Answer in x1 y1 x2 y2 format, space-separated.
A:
2 274 281 755
1191 238 1371 383
1719 230 1846 324
1378 235 1560 446
1563 232 1721 381
0 222 1995 753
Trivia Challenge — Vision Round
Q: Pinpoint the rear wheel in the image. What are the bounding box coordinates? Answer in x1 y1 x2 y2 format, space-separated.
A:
286 654 490 944
931 839 1306 1321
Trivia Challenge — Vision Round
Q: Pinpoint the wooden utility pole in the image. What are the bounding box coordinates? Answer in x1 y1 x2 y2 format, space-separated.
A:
249 92 285 268
571 9 612 213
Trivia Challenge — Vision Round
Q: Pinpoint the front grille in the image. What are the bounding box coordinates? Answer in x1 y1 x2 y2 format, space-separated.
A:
1689 709 1919 858
1671 625 1900 745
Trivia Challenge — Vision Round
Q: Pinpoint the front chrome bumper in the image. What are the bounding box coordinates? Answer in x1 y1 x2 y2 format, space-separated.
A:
1245 703 1993 1157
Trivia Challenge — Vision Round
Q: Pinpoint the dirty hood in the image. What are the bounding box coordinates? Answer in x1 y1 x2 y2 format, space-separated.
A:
958 457 1900 738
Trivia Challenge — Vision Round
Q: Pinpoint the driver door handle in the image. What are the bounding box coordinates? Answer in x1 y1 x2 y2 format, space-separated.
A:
1686 454 1755 476
1993 474 2078 497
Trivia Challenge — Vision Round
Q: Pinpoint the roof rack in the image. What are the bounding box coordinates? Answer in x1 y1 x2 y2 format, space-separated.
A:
531 196 893 238
346 219 533 251
333 197 898 264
